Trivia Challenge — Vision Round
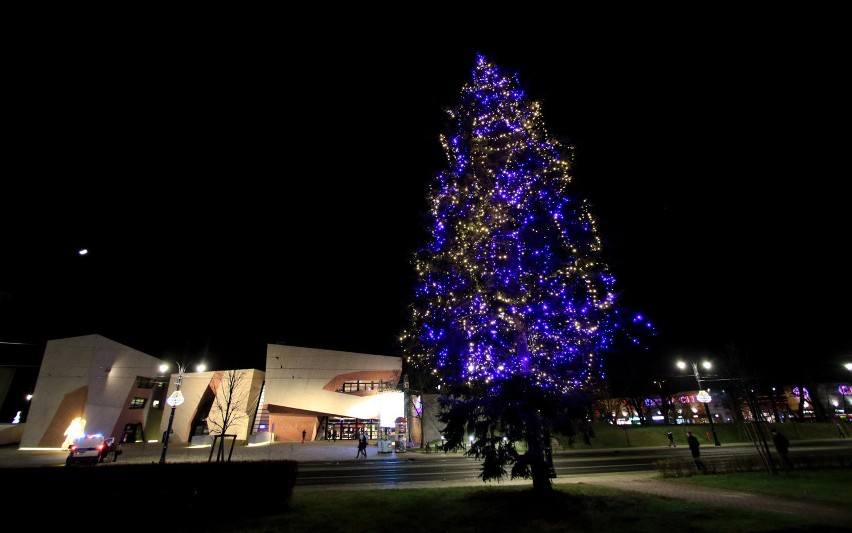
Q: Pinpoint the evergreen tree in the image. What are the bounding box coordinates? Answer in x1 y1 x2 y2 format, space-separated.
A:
401 54 651 491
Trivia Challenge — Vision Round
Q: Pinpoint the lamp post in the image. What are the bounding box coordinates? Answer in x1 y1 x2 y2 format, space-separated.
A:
677 360 721 446
158 361 205 464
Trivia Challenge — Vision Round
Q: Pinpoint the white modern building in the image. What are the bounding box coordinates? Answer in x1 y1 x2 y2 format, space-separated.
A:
16 334 409 449
19 335 166 448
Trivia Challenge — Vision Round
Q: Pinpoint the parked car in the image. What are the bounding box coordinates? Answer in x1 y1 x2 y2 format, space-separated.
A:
66 434 122 465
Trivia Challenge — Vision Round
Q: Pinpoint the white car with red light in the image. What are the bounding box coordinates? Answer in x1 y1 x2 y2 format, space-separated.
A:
66 434 122 465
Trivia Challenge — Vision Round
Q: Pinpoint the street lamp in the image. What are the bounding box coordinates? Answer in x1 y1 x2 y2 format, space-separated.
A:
158 361 205 464
677 360 721 446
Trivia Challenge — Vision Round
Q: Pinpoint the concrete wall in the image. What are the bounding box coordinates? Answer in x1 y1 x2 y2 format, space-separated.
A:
158 368 265 444
0 423 23 445
269 413 320 442
206 369 265 440
263 344 402 421
20 335 165 448
412 393 444 446
0 368 14 418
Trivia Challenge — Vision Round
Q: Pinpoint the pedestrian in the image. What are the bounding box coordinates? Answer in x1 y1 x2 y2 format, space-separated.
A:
836 422 846 439
581 427 592 446
771 429 792 468
667 431 676 447
686 431 706 473
356 432 368 458
302 429 306 443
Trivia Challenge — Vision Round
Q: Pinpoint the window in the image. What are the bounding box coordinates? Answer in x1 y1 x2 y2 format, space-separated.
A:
129 397 147 409
136 376 165 389
340 380 391 393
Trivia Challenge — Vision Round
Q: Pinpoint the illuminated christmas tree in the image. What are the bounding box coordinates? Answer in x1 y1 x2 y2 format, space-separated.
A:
401 54 650 490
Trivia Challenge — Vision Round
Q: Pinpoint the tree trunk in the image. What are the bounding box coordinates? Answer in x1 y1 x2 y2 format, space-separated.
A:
524 412 552 492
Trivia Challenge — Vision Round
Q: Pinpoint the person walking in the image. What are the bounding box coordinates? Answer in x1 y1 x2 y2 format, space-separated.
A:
667 431 676 447
302 429 307 443
771 429 792 468
356 432 368 458
686 431 706 473
836 422 846 439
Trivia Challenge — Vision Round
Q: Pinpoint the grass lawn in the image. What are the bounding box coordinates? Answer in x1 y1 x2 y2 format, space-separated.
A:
199 469 850 533
663 468 852 507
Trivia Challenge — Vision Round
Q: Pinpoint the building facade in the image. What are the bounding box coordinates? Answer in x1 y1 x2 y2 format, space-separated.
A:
12 334 849 450
260 344 403 443
19 335 167 448
17 335 406 449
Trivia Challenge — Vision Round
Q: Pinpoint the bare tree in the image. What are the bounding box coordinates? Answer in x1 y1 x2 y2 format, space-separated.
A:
207 369 251 462
645 380 676 424
590 384 619 424
625 394 651 425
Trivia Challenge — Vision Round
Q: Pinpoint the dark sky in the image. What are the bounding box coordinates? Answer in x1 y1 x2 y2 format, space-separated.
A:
2 24 850 383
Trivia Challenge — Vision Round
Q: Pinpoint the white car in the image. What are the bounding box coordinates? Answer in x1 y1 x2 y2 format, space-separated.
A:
66 434 121 465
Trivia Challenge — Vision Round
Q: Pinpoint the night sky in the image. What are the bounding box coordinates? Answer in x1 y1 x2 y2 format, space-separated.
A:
2 23 849 386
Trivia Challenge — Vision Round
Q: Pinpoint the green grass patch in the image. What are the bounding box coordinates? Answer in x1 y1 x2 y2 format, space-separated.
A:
661 468 852 508
203 478 846 533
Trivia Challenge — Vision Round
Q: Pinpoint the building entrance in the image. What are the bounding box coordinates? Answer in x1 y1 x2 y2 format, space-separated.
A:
322 417 380 440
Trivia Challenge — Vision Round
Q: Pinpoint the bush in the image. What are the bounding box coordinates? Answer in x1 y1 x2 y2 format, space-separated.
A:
8 459 298 529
